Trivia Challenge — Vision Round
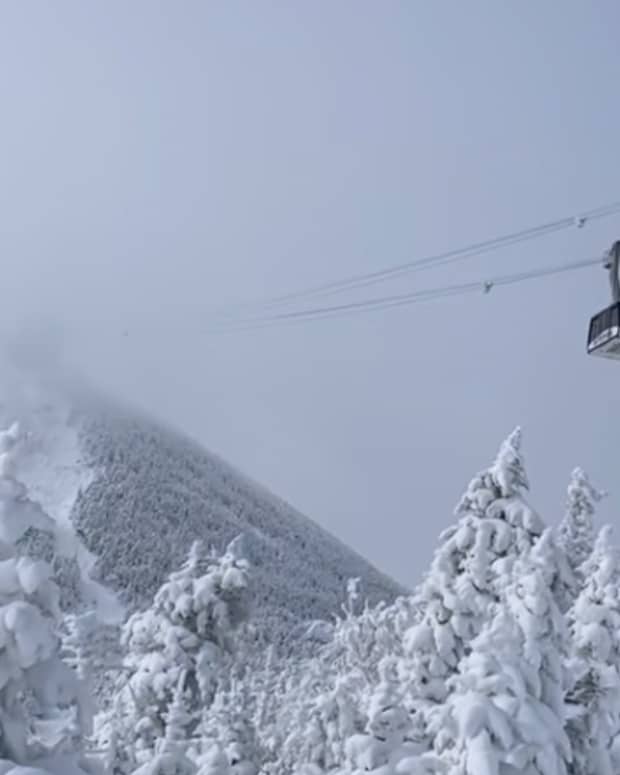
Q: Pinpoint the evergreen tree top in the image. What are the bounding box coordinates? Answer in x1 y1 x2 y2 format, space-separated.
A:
559 468 606 580
489 426 529 497
566 467 605 516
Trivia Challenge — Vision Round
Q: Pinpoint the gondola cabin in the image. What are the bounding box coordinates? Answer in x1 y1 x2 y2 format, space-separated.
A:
587 302 620 359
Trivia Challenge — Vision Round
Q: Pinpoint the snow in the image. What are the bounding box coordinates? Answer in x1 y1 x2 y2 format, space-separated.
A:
557 468 604 602
4 602 55 668
0 376 402 657
0 389 123 627
2 373 620 775
0 417 93 774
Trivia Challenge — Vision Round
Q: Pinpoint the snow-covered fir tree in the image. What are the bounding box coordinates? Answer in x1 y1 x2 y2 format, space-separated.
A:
132 672 197 775
439 529 571 775
203 640 282 775
565 525 620 775
327 581 408 687
0 422 95 774
344 655 415 775
400 428 576 757
558 468 604 596
291 672 365 774
246 643 280 760
274 580 410 775
199 678 260 775
60 610 99 756
100 536 250 773
400 428 550 750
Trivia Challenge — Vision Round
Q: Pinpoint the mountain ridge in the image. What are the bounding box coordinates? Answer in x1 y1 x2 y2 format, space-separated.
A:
0 377 406 642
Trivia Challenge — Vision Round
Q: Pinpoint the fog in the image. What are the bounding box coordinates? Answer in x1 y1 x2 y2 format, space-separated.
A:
1 2 620 587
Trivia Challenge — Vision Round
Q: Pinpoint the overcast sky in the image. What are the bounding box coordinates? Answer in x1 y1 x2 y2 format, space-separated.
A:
1 2 620 588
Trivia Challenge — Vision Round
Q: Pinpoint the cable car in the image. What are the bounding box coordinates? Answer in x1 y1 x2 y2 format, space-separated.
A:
588 241 620 359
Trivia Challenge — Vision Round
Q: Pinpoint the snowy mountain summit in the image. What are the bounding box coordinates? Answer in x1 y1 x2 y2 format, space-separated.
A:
0 374 404 643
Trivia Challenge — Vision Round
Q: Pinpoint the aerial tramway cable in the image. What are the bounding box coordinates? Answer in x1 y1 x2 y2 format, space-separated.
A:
226 201 620 315
213 255 602 333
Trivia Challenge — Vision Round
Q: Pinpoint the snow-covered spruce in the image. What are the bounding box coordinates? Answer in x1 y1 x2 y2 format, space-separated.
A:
434 529 571 775
131 672 197 775
275 580 411 775
343 655 415 775
198 677 260 775
399 428 571 751
0 423 95 774
565 525 620 775
557 468 604 600
99 537 250 773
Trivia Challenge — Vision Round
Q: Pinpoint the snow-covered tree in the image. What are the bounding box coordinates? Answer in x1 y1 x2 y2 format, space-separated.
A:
329 582 408 685
439 529 571 775
400 428 575 755
565 525 620 775
274 579 410 775
558 468 604 594
293 673 365 773
131 673 197 775
199 680 259 775
60 610 99 754
195 741 231 775
400 429 546 748
0 422 95 774
101 536 250 772
365 657 412 755
344 656 415 775
62 611 97 684
248 644 279 749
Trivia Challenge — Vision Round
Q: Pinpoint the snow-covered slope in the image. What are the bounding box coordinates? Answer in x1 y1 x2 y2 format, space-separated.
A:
0 379 405 640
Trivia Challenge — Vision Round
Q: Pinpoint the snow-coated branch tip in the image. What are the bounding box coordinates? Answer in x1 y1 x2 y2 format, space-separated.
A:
0 421 21 455
594 524 614 552
491 426 529 495
569 467 607 501
506 426 522 449
530 527 554 559
226 533 248 561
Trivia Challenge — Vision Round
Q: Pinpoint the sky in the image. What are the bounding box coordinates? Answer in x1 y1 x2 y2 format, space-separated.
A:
1 1 619 589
